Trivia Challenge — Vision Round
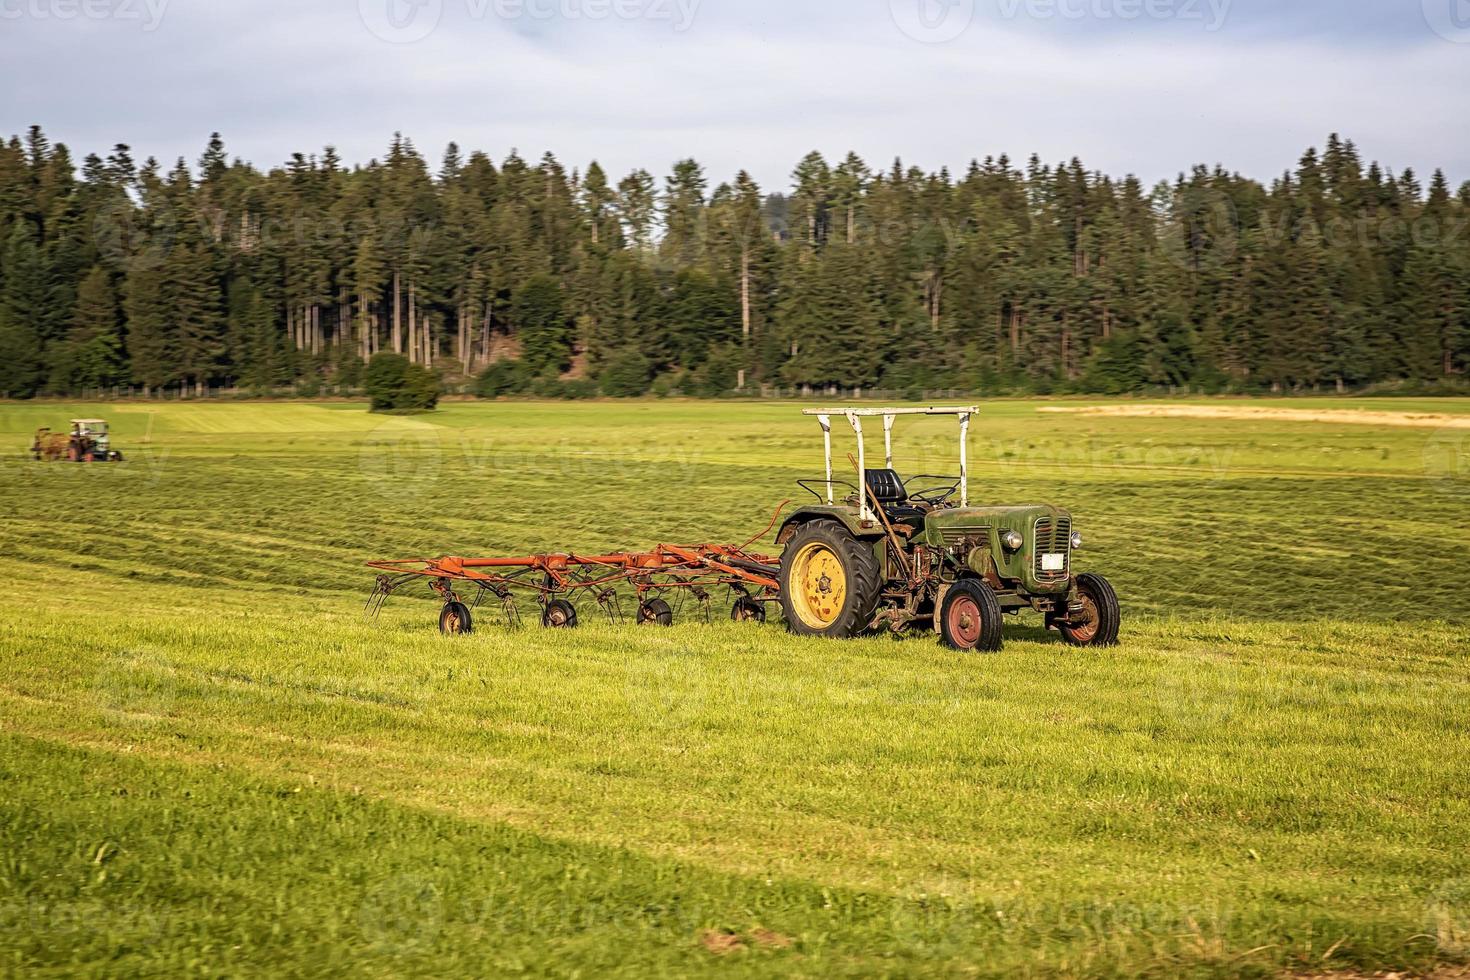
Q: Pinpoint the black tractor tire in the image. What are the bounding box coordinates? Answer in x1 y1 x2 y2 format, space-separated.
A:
939 579 1004 652
779 521 881 639
439 601 473 635
542 599 579 629
637 598 674 626
730 598 766 623
1058 573 1121 647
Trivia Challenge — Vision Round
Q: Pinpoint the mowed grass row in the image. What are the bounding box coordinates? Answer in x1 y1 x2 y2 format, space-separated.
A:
3 399 1469 620
3 399 1470 976
4 566 1469 977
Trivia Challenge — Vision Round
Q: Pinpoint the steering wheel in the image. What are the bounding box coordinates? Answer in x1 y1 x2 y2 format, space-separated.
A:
906 478 960 506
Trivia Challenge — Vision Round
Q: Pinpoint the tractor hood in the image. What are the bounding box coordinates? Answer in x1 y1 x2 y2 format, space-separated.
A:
921 504 1076 593
922 503 1072 546
927 503 1070 527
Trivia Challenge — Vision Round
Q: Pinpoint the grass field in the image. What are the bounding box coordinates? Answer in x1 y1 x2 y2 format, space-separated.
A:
2 397 1469 977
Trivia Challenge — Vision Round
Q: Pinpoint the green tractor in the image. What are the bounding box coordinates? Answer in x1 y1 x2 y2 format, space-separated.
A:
776 406 1119 651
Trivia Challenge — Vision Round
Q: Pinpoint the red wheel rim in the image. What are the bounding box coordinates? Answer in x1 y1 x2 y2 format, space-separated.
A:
946 596 983 648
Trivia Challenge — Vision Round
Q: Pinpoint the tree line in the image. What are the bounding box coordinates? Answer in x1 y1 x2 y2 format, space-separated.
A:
0 125 1466 399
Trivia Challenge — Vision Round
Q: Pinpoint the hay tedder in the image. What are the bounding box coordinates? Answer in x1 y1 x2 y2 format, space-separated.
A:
367 406 1120 651
367 539 783 635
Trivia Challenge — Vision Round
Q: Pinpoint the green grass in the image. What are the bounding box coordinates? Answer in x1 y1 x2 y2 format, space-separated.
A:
3 398 1470 977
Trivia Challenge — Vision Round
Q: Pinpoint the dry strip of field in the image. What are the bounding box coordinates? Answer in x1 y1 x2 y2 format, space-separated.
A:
1038 403 1470 428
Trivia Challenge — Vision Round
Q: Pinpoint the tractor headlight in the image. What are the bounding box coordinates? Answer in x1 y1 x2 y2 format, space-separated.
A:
1001 530 1024 552
1070 531 1084 550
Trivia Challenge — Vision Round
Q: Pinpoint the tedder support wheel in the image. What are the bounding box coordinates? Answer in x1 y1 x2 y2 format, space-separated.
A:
542 599 579 629
731 598 766 623
637 598 674 626
1058 573 1121 647
439 601 473 635
778 521 880 639
940 579 1004 652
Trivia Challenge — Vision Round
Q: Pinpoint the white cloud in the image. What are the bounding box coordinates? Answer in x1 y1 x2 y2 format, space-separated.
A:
2 0 1466 191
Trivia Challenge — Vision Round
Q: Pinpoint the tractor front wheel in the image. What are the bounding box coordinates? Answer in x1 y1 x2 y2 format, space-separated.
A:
439 601 473 635
939 579 1004 652
1058 573 1121 647
779 521 880 639
542 599 579 629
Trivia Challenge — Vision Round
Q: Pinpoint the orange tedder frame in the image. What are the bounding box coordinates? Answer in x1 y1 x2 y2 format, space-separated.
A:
365 508 788 632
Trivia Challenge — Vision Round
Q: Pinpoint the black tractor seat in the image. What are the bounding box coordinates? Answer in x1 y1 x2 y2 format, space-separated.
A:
864 469 928 526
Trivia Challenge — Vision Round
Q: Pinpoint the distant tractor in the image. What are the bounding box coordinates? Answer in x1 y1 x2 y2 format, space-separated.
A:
31 419 124 463
776 407 1120 651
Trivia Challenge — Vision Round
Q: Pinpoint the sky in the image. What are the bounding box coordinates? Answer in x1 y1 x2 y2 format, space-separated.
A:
1 0 1468 193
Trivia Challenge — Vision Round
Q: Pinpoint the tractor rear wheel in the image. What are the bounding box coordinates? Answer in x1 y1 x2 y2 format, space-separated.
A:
637 598 673 626
779 521 880 639
542 599 578 629
1058 573 1120 647
439 601 473 635
939 579 1004 652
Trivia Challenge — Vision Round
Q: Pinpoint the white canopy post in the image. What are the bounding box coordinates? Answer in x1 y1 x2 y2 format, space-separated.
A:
959 412 971 507
845 412 872 522
801 406 978 519
817 414 834 504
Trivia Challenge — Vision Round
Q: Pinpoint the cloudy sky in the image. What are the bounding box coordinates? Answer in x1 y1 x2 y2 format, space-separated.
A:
2 0 1467 192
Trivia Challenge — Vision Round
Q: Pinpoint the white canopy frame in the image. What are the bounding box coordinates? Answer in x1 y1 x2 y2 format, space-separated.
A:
801 406 976 521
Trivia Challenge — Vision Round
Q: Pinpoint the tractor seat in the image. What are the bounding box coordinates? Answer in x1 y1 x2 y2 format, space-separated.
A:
864 469 927 526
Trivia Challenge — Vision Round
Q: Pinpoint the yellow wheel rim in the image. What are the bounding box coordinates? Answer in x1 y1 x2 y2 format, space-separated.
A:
789 542 847 629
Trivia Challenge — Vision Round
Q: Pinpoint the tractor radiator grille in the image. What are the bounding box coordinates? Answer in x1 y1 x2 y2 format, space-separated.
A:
938 525 991 546
1033 517 1072 583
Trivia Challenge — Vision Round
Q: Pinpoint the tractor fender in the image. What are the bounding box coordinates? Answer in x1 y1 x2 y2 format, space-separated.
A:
776 507 883 546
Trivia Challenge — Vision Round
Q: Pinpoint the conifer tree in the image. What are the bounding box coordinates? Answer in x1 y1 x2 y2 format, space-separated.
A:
0 219 46 395
0 128 1465 397
54 264 123 390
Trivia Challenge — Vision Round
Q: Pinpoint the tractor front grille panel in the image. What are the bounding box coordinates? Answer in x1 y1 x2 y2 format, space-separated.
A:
1033 517 1072 583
